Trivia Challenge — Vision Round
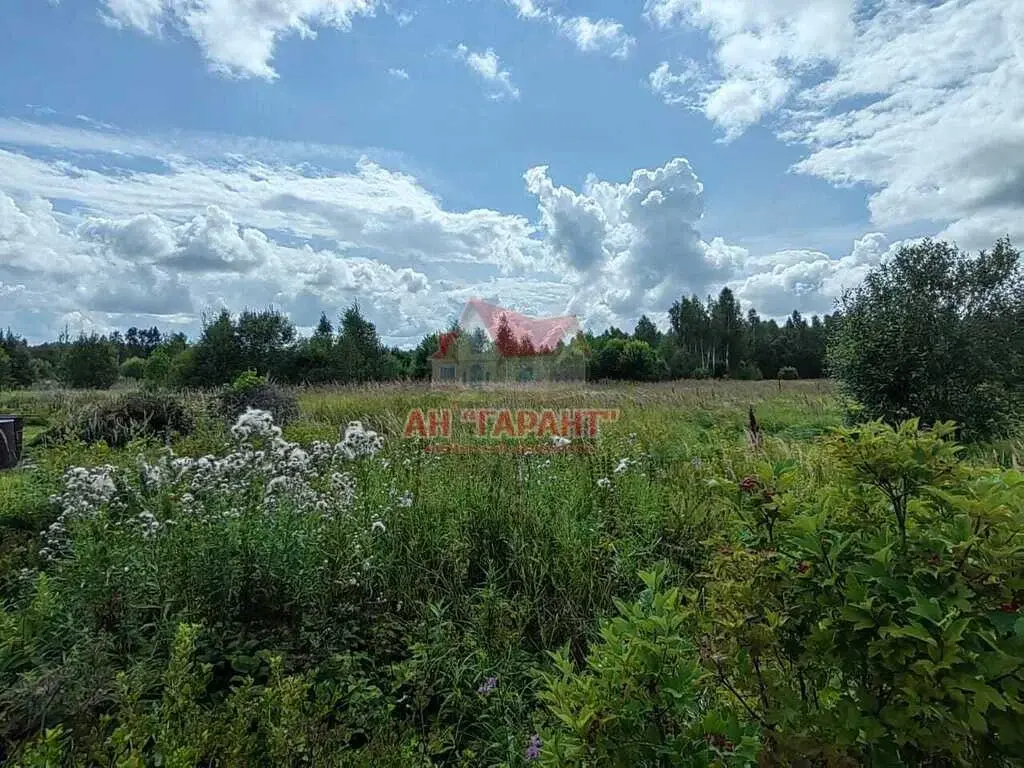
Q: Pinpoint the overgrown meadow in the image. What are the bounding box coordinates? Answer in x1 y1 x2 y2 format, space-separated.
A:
2 381 1023 767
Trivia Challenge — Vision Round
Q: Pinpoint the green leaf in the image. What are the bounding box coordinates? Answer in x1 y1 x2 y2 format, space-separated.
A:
909 596 943 624
880 623 936 646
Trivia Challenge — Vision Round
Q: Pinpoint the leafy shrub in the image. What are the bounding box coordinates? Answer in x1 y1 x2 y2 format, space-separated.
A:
736 361 763 381
60 333 119 389
828 237 1024 441
37 392 194 448
705 419 1024 765
143 347 173 388
537 565 761 766
119 356 146 381
218 373 299 426
777 366 799 380
229 368 265 394
0 349 12 390
28 358 55 384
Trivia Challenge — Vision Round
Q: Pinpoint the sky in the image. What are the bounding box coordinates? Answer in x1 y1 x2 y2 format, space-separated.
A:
0 0 1022 347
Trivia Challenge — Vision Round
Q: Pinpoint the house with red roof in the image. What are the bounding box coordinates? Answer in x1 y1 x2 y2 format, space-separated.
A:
431 299 587 384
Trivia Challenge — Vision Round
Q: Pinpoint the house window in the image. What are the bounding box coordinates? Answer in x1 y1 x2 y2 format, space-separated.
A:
439 365 457 381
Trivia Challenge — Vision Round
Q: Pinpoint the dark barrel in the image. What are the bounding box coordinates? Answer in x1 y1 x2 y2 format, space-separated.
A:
0 416 23 470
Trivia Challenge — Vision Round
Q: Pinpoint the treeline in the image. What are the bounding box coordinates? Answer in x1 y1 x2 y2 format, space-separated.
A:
0 306 415 390
0 291 831 390
585 287 832 381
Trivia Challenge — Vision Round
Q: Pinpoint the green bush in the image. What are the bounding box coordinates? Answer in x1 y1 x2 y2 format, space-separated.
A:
119 356 147 381
217 376 299 426
705 419 1024 765
777 366 799 380
537 565 761 766
736 361 763 381
37 392 195 448
0 349 12 390
828 237 1024 441
60 333 119 389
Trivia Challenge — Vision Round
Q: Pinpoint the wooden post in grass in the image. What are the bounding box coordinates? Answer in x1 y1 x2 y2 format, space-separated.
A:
0 415 23 470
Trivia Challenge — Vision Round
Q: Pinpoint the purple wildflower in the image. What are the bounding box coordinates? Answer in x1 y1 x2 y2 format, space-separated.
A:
478 676 498 694
525 733 542 761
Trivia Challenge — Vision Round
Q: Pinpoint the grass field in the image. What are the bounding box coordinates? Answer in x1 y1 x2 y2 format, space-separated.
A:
1 380 1022 766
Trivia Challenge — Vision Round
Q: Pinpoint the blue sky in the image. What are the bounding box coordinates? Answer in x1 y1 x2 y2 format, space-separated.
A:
1 0 1021 345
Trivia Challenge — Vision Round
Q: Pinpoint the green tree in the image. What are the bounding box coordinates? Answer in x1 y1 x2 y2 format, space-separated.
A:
410 333 439 380
337 303 388 383
829 237 1024 440
0 348 12 389
709 287 746 376
620 340 667 381
144 347 174 388
633 314 661 348
0 330 35 387
179 310 242 387
60 333 119 389
236 307 296 377
119 356 147 381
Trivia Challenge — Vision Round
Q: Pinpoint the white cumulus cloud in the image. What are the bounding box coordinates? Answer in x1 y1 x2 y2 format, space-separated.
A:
453 45 520 101
649 0 1024 256
525 158 741 320
507 0 635 59
101 0 378 79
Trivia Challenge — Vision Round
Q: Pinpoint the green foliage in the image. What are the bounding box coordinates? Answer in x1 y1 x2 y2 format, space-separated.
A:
143 346 174 388
706 418 1024 765
229 368 267 394
119 356 147 381
60 333 119 389
218 378 299 425
0 349 12 390
37 391 195 448
538 565 761 766
0 331 35 388
337 303 394 382
777 366 799 380
591 338 668 381
735 361 763 381
829 237 1024 441
3 384 1020 766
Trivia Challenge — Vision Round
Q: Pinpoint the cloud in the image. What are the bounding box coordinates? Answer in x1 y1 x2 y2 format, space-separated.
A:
101 0 378 79
79 206 273 273
648 60 706 107
785 0 1024 251
388 67 410 80
649 0 1024 254
525 158 741 320
453 45 521 101
0 121 554 343
730 232 894 317
507 0 635 59
0 119 917 344
646 0 854 138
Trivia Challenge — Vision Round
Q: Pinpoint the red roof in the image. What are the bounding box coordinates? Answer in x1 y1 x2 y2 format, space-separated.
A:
462 299 580 351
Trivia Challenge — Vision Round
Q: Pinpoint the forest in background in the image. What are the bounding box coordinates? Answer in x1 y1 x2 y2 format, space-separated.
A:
0 286 831 390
